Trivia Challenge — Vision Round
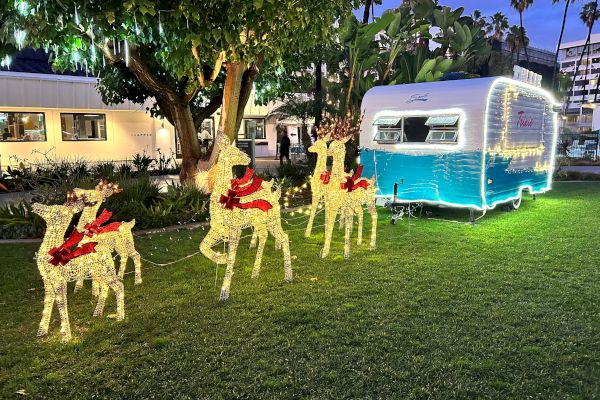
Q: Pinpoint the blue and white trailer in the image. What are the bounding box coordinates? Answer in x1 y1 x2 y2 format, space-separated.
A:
359 77 560 212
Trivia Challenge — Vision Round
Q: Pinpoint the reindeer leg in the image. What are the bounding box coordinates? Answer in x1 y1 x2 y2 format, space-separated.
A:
220 230 241 301
37 281 55 337
271 223 293 282
93 282 109 317
356 206 364 246
120 234 142 284
74 278 84 293
368 201 378 250
106 277 125 321
55 281 71 342
321 206 338 259
344 210 353 259
92 279 100 297
305 195 320 237
200 228 227 265
249 229 258 248
251 230 268 279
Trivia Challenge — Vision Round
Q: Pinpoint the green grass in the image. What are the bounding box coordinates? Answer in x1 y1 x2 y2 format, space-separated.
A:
1 182 599 399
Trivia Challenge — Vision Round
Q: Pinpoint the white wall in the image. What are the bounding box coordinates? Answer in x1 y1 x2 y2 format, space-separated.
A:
0 71 288 164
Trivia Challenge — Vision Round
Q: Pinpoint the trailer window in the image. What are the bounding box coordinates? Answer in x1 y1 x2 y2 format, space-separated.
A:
425 114 459 143
373 117 403 143
403 117 429 142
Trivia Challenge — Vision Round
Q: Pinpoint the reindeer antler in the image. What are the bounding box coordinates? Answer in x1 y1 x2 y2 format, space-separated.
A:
318 113 362 142
96 179 123 197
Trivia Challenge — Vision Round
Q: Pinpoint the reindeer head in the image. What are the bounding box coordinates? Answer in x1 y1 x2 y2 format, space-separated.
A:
32 202 81 225
308 133 330 156
216 134 251 167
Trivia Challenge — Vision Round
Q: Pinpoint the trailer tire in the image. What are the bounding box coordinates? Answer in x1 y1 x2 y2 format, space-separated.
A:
510 196 522 210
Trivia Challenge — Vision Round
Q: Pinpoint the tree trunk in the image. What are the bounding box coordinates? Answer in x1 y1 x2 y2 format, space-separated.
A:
170 101 201 183
362 0 373 24
200 60 246 168
314 61 323 128
552 1 571 90
566 0 597 111
519 12 530 68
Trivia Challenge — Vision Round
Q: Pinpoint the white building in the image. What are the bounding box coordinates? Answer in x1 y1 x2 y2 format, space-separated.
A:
0 68 305 170
559 33 600 131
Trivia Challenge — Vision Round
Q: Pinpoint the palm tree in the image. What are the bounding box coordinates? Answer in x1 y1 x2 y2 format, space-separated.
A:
506 25 529 63
566 0 599 109
552 0 581 89
510 0 534 67
488 12 509 44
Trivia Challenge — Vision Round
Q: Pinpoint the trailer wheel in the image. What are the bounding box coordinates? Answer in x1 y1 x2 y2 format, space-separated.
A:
509 196 522 210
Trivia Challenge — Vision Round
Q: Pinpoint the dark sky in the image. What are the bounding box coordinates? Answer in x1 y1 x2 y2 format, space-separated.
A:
358 0 600 51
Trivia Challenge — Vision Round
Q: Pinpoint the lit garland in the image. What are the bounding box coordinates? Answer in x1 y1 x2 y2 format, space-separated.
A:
32 195 125 343
316 115 378 259
73 180 142 288
197 135 292 301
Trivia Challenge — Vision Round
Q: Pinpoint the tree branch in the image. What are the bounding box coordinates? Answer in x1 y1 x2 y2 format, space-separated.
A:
233 54 264 134
194 92 224 130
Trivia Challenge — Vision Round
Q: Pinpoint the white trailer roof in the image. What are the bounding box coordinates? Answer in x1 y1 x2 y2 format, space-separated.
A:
361 77 497 114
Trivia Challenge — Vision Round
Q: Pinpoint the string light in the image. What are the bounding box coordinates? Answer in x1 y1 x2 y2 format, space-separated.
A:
32 196 125 343
196 135 292 301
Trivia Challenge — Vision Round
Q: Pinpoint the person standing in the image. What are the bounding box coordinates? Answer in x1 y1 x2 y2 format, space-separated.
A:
200 127 211 154
279 130 291 166
2 127 9 141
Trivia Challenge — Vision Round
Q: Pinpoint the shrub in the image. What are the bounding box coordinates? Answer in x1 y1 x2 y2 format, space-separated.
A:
277 162 311 187
0 201 45 239
554 169 600 181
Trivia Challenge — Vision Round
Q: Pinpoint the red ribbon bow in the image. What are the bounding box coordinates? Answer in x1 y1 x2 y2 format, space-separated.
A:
341 165 370 192
84 209 122 237
320 171 331 185
220 169 272 212
231 167 254 190
48 230 98 266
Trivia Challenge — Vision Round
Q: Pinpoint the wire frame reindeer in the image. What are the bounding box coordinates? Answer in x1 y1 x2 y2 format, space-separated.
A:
318 115 378 259
197 135 292 301
73 180 142 291
32 194 124 343
305 131 331 237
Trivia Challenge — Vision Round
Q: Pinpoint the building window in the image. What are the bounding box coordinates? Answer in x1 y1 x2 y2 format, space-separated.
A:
174 118 214 158
0 112 46 142
61 113 107 141
239 119 266 140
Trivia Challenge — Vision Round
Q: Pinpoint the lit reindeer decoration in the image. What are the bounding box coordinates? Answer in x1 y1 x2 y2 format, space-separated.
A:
32 194 125 343
197 135 292 301
305 132 331 237
319 115 378 259
72 180 142 292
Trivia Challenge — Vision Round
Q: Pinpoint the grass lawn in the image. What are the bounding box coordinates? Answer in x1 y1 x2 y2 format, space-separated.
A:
1 182 599 399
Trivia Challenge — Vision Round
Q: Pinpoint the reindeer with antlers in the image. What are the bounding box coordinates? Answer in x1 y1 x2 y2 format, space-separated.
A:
319 115 377 259
72 180 142 291
197 135 292 301
305 132 331 238
32 195 125 342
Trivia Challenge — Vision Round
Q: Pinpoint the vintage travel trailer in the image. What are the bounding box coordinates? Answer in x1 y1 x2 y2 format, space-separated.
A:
359 76 560 212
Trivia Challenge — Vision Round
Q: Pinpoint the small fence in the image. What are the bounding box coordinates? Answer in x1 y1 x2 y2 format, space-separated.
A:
557 132 599 161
